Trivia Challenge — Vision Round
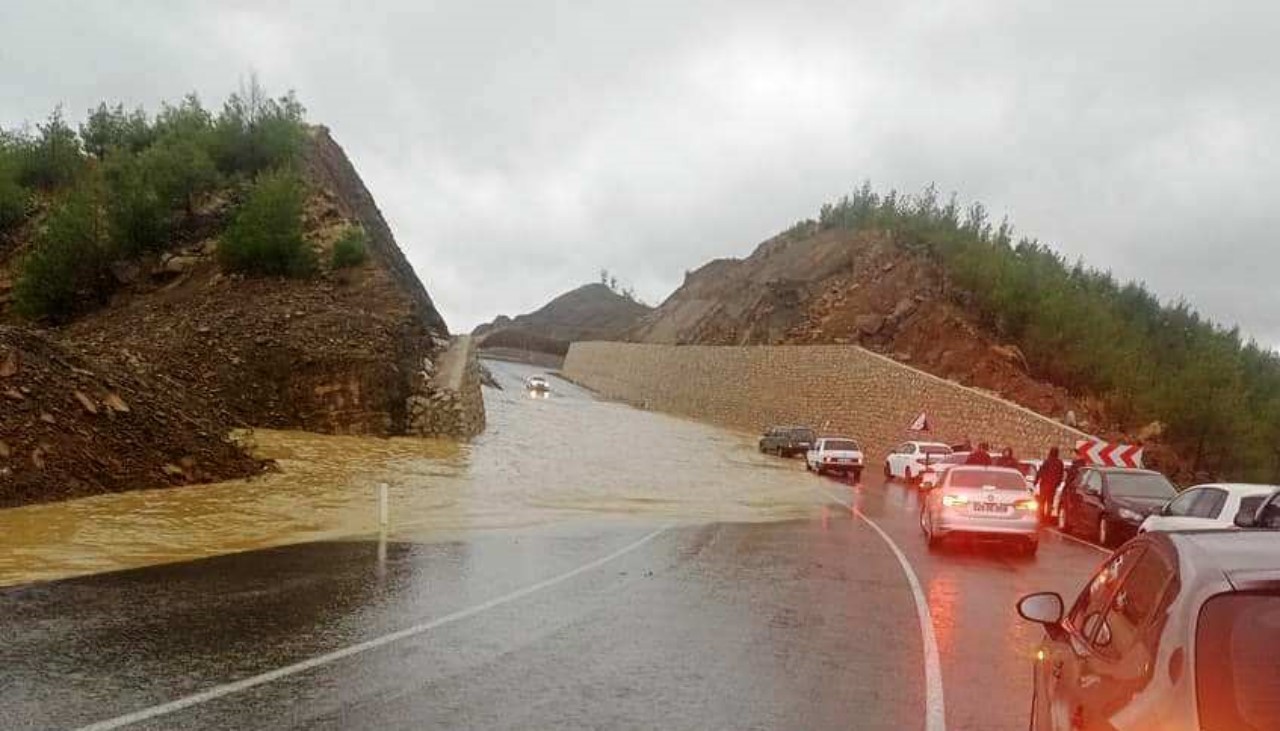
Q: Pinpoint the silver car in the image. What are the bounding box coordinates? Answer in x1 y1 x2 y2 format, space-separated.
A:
920 466 1041 555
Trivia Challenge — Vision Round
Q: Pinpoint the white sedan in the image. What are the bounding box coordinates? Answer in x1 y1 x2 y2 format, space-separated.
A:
1138 483 1279 533
884 441 953 482
805 437 865 480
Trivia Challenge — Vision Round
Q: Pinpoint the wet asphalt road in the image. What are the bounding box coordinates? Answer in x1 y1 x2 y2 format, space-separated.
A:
0 362 1109 730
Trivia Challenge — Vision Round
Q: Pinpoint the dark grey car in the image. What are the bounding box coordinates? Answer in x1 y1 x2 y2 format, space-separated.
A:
758 426 816 458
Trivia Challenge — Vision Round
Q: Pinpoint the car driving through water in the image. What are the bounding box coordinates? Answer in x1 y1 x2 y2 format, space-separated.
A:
920 465 1041 554
804 436 864 481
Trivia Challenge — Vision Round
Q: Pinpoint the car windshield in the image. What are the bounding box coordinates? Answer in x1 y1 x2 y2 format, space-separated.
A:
1197 593 1280 730
920 445 952 455
947 469 1027 491
1106 473 1176 499
824 440 859 451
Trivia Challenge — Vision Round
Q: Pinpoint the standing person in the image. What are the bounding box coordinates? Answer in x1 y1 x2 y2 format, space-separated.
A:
996 446 1019 468
966 442 993 465
1037 447 1065 524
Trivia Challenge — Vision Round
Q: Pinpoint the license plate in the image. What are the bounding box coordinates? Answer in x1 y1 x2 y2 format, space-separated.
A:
972 503 1009 514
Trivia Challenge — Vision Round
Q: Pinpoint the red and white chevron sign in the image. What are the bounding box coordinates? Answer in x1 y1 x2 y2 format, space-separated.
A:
1075 439 1144 468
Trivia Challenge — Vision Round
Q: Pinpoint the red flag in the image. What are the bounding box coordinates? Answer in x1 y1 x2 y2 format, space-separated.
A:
908 412 930 432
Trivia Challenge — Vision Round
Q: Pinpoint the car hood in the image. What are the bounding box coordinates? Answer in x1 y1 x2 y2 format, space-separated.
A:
1110 495 1170 516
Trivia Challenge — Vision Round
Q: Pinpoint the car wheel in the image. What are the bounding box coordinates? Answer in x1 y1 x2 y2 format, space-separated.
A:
883 462 892 480
904 467 914 484
851 468 862 484
816 465 826 476
1023 538 1039 557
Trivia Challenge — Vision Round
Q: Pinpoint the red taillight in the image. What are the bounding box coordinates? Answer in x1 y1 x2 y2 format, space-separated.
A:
1015 498 1039 512
942 494 968 507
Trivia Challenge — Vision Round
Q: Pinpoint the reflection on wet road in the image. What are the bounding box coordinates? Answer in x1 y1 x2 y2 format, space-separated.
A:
0 360 1109 730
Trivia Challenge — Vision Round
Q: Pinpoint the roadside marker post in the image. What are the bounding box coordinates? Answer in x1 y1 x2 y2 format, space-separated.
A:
377 483 389 570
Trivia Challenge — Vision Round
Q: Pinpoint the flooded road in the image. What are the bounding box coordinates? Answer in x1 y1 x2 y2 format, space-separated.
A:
0 360 1108 730
0 362 818 586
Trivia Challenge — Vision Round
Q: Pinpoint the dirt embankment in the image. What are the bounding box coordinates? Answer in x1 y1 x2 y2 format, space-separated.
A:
1 128 464 506
631 228 1096 429
0 326 262 507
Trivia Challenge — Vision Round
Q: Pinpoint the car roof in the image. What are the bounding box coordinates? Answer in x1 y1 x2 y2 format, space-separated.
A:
1090 467 1162 475
1185 483 1279 496
819 435 856 441
910 441 951 447
1163 530 1280 588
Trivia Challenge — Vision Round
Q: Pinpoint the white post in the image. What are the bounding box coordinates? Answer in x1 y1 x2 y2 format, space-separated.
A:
378 482 389 528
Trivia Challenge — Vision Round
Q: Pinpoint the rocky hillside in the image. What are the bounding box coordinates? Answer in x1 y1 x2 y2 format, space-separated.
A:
0 326 261 507
474 282 651 355
0 91 478 505
631 226 1091 425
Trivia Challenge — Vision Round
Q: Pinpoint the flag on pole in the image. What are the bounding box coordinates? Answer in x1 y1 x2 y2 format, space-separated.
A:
908 412 930 432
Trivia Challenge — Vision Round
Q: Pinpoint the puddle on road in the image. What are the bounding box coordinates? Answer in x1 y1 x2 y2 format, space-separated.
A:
0 362 828 586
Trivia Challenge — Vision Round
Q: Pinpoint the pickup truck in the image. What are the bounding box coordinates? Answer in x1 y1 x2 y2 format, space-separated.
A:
805 437 865 481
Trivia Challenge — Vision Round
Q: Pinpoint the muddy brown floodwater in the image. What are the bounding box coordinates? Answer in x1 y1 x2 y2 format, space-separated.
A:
0 361 826 586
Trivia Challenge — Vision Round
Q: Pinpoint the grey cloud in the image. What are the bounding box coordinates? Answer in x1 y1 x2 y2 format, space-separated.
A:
2 1 1278 341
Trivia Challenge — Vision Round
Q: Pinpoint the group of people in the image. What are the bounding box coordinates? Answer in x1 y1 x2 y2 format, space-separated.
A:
954 438 1073 524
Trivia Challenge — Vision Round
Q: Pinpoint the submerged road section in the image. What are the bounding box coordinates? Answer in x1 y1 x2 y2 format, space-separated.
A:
0 361 1108 730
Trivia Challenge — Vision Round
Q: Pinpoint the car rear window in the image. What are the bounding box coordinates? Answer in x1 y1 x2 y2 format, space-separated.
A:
920 444 952 455
824 439 859 451
1197 592 1280 730
947 469 1026 491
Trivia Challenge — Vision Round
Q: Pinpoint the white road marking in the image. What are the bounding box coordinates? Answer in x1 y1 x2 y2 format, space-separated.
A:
1045 526 1110 555
74 526 670 731
815 486 947 731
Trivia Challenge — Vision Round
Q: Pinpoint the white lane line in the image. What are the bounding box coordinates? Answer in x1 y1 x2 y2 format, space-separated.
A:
1045 526 1110 555
816 486 946 731
75 526 670 731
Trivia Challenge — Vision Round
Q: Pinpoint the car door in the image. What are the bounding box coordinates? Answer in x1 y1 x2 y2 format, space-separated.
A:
806 439 821 468
892 443 916 477
1145 487 1205 532
1077 471 1106 534
1066 545 1177 730
1039 545 1145 730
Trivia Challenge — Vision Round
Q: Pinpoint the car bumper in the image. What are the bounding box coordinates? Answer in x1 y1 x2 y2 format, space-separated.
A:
934 508 1039 537
819 461 862 470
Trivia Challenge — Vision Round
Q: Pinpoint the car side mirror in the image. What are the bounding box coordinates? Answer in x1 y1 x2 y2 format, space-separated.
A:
1017 592 1064 626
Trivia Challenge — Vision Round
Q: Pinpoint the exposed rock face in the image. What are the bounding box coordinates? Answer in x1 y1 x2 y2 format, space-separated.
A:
473 282 652 356
0 326 262 507
0 127 482 505
629 227 1089 422
60 128 469 439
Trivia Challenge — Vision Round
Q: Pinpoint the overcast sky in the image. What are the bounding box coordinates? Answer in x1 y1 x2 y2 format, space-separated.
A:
2 1 1278 339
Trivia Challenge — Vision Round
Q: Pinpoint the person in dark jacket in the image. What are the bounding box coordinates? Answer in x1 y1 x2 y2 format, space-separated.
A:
1037 447 1065 524
995 446 1019 469
966 443 993 465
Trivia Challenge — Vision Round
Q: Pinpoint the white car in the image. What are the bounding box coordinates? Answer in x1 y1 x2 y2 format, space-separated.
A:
805 437 865 480
919 452 971 489
884 441 953 482
1138 483 1279 533
524 374 551 392
920 466 1041 555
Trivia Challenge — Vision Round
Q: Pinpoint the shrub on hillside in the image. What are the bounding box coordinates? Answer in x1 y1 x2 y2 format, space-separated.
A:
79 103 154 159
212 77 307 176
330 226 368 269
17 108 84 189
13 183 113 321
103 151 170 255
218 169 314 277
808 183 1280 480
0 151 28 232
